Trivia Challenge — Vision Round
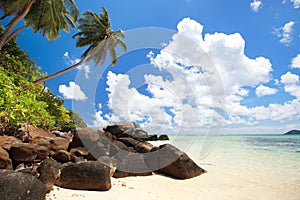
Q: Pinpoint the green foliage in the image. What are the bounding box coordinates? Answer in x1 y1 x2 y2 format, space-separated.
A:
37 88 71 128
61 110 87 132
24 0 79 40
0 0 34 17
0 0 79 48
0 29 42 81
0 66 55 128
32 7 127 84
0 27 86 130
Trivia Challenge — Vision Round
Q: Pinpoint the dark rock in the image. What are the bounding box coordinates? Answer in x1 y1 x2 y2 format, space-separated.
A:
52 131 72 141
71 154 87 163
132 128 148 138
9 143 38 163
113 170 152 178
52 150 71 163
112 152 152 178
70 147 89 158
30 136 69 152
51 137 70 151
68 128 101 149
37 158 62 193
22 125 56 142
98 156 116 177
16 166 39 177
103 122 137 137
0 147 12 170
72 129 114 161
55 161 112 191
0 135 22 150
104 131 116 141
111 140 130 151
86 142 110 161
30 136 52 147
103 124 123 137
158 134 169 140
118 137 153 153
0 170 46 200
103 122 155 141
0 123 27 141
145 144 206 179
284 130 300 135
147 134 158 141
35 145 49 161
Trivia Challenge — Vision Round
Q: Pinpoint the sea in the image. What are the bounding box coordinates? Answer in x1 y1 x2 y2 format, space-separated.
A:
153 134 300 191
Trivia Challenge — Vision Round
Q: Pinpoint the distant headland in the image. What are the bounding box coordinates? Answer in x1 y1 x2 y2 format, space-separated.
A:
284 130 300 135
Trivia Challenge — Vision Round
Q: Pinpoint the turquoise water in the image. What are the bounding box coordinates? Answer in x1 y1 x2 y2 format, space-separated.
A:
160 134 300 190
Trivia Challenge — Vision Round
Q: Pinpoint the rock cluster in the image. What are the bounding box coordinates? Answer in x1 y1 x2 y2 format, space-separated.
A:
0 122 206 199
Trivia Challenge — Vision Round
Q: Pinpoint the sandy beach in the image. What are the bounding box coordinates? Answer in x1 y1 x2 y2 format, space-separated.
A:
46 136 300 200
47 165 300 200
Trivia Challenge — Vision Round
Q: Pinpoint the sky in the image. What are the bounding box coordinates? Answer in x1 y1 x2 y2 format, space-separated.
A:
12 0 300 135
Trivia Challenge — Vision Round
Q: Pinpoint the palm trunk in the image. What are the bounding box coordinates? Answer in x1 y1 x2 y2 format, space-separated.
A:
4 25 27 44
0 0 35 50
33 56 89 85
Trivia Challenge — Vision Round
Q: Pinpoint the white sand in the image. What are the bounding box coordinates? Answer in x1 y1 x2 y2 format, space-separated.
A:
46 163 300 200
47 138 300 200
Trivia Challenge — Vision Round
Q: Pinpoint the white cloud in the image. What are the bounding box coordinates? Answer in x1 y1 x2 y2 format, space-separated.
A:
280 71 299 85
63 52 90 79
58 82 88 101
280 72 300 99
283 0 300 9
291 0 300 8
249 100 300 121
291 54 300 68
250 0 263 12
255 85 278 97
273 21 295 45
93 18 300 134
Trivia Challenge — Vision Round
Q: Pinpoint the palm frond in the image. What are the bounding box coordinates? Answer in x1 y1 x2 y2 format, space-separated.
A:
116 38 127 52
72 8 127 66
63 0 79 21
23 0 78 40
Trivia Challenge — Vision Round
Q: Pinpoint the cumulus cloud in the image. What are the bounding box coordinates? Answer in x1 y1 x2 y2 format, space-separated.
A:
250 0 263 12
63 52 90 79
280 72 300 99
273 21 295 45
93 18 300 133
59 82 88 101
291 54 300 68
255 85 278 97
281 71 299 85
249 100 300 121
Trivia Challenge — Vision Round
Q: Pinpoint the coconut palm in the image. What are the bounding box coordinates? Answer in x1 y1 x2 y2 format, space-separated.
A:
0 0 78 49
34 7 127 84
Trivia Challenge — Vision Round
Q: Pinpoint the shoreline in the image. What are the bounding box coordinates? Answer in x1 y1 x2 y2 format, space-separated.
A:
46 134 300 200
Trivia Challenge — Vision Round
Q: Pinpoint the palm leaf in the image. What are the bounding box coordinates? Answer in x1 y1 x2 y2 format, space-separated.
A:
72 8 127 66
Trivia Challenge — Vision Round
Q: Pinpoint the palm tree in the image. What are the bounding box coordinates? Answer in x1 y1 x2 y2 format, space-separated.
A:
33 7 127 84
0 0 78 49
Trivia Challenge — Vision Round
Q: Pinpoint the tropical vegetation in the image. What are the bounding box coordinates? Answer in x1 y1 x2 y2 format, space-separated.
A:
0 0 79 49
0 2 125 131
34 7 127 84
0 27 86 130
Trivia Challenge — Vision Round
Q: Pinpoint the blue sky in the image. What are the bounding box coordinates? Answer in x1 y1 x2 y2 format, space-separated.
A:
12 0 300 134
